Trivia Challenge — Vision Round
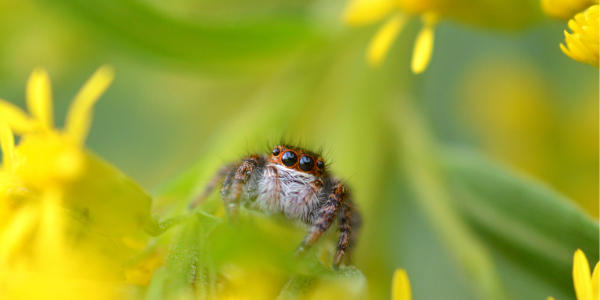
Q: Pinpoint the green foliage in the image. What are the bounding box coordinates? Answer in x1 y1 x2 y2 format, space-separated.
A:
444 147 599 296
42 0 322 72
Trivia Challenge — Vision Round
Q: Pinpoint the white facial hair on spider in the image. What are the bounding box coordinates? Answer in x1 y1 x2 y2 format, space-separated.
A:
191 144 361 269
254 164 324 222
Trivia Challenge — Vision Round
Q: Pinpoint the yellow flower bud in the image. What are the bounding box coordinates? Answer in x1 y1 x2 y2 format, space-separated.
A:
560 5 599 67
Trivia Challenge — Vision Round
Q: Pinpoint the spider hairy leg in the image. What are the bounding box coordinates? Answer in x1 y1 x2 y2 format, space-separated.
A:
188 164 234 211
295 182 346 263
221 155 261 222
333 199 361 268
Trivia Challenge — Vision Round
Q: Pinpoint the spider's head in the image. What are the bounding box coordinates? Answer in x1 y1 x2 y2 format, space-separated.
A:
268 145 325 177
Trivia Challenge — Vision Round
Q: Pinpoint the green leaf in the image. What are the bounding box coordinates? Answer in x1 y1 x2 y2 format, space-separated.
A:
443 147 599 296
194 210 221 236
277 268 367 300
149 216 211 299
40 0 322 72
205 211 306 272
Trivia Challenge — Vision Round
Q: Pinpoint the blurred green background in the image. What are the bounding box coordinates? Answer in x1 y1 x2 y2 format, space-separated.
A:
0 0 597 299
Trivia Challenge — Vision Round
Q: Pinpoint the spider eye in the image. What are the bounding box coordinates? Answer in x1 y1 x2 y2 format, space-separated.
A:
299 156 314 172
281 151 297 166
272 147 280 156
316 160 325 170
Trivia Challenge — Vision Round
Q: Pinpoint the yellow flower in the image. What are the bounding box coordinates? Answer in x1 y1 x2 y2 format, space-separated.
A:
1 66 163 235
0 66 162 300
542 0 598 19
547 249 599 300
343 0 439 73
560 5 599 67
392 268 412 300
2 66 112 189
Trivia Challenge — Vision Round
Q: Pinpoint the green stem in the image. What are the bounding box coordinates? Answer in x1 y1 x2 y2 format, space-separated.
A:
390 97 509 300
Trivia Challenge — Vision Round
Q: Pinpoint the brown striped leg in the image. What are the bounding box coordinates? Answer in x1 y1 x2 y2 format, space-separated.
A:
333 199 361 269
295 183 346 262
221 155 261 222
188 164 235 211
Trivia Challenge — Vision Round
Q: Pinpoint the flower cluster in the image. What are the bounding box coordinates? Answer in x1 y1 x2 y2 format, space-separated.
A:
0 66 161 299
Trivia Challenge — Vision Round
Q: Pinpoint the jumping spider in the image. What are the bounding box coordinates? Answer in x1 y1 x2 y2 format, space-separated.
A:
191 144 361 269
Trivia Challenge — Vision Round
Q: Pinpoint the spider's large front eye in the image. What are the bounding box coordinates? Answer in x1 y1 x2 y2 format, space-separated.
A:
299 156 314 172
272 147 280 156
281 151 297 166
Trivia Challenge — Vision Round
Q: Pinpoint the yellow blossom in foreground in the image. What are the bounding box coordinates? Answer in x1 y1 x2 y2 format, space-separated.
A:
0 67 161 299
343 0 439 73
560 5 599 67
547 249 599 300
392 268 412 300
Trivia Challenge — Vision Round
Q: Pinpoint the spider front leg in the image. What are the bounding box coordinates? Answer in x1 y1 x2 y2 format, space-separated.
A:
333 198 360 268
188 164 235 211
221 155 263 222
296 182 346 266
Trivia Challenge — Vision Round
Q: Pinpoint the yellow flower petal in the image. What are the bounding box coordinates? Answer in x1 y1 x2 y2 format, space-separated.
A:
411 13 439 74
411 26 434 73
566 31 594 56
343 0 396 26
546 297 556 300
37 187 64 264
0 122 15 171
367 13 408 67
26 68 54 131
573 249 593 300
0 204 38 266
568 18 584 33
0 100 38 134
392 268 412 300
592 262 599 300
561 42 577 59
64 65 115 145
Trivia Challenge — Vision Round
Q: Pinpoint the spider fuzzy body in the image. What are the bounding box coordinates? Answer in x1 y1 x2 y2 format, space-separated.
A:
193 144 361 269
